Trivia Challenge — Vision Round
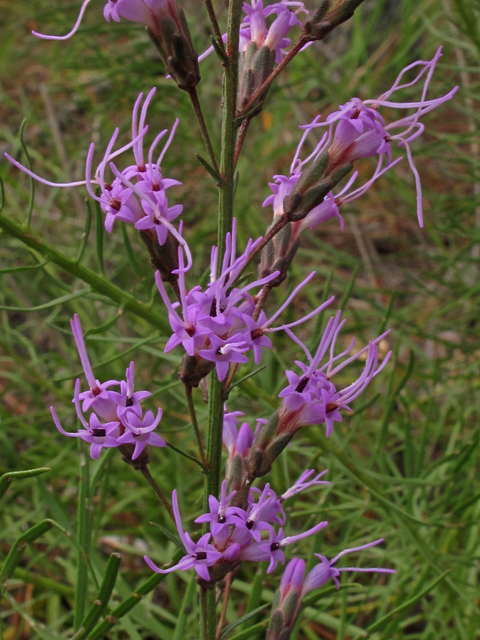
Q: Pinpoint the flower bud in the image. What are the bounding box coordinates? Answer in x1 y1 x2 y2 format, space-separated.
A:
267 558 305 640
238 44 276 114
179 353 215 387
139 228 180 287
303 0 367 41
146 2 200 91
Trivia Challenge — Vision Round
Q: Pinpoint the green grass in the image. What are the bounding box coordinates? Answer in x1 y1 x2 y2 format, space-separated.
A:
1 0 480 638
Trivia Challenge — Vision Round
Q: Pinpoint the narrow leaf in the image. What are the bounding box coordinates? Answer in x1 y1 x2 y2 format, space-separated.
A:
19 118 35 227
88 550 184 640
195 154 223 183
94 199 105 277
149 522 186 553
173 572 196 640
75 200 93 264
0 467 51 499
366 570 451 633
220 604 270 640
75 553 122 640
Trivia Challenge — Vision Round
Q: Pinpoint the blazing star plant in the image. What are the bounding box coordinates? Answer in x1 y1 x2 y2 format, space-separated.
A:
0 0 459 638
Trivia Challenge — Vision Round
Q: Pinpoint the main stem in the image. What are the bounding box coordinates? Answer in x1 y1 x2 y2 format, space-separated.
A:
202 2 244 640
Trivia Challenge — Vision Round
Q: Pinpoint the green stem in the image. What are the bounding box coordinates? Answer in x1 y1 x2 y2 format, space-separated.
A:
203 2 244 640
0 212 169 331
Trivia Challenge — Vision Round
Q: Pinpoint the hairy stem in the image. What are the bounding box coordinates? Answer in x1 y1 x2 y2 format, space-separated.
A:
203 2 244 639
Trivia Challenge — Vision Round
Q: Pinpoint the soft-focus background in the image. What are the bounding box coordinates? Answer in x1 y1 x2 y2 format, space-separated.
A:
1 0 479 638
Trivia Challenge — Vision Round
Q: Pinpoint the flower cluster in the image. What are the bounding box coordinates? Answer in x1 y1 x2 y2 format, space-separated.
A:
5 89 190 273
265 47 458 229
50 315 165 461
145 476 394 591
267 541 395 640
156 219 333 381
145 474 330 582
277 312 391 436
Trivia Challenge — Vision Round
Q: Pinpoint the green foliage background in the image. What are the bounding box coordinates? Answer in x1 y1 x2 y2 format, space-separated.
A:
0 0 479 638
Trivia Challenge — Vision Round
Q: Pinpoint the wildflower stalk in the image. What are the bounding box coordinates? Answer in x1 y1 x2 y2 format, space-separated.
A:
203 1 244 638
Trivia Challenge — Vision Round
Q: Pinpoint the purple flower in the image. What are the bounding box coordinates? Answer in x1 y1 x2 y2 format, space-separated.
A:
51 379 120 460
301 538 396 594
117 407 165 460
5 90 189 265
199 0 307 65
70 314 119 421
197 334 251 382
278 313 392 436
144 490 223 582
108 361 151 420
240 520 328 573
289 48 458 227
31 0 179 40
194 481 240 526
156 219 334 379
280 469 330 501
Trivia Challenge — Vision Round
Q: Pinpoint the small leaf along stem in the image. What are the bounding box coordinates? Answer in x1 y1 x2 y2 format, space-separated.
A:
139 464 175 522
185 384 209 469
188 87 220 177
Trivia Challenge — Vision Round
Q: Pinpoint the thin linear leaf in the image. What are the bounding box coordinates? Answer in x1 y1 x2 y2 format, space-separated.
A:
122 222 144 278
0 174 4 212
88 550 183 640
74 443 91 631
75 553 122 640
0 519 55 596
0 259 50 275
0 467 51 499
75 200 93 264
230 621 268 640
339 265 359 310
94 199 105 277
19 118 35 227
366 570 451 633
0 211 168 329
164 440 206 471
173 572 196 640
0 288 90 312
220 604 270 640
83 306 124 338
149 522 186 553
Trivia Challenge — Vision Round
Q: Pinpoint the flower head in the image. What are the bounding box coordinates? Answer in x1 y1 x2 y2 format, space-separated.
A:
278 313 391 436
